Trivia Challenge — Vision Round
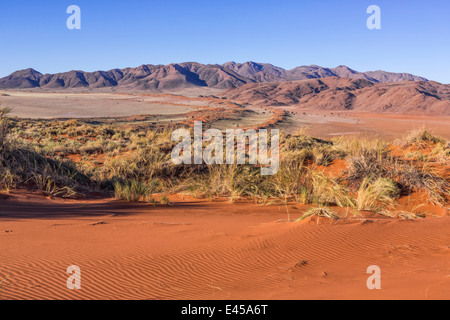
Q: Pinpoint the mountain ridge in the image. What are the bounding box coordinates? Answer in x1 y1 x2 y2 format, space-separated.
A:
220 77 450 115
0 62 429 91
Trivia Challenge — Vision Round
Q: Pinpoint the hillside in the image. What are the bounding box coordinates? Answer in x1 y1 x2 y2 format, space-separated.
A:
0 62 428 92
220 77 450 115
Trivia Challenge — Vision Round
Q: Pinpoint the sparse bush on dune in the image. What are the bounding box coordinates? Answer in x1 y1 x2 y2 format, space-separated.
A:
309 170 354 208
187 164 271 202
341 131 449 207
340 137 393 188
31 171 77 198
271 158 308 200
431 142 450 161
345 149 396 187
295 206 340 222
0 110 91 196
159 194 170 205
114 179 155 202
0 107 11 155
355 177 400 213
0 168 17 192
399 126 446 148
397 163 449 205
3 147 90 197
281 132 345 166
0 109 18 191
335 135 388 158
1 112 449 218
114 179 172 205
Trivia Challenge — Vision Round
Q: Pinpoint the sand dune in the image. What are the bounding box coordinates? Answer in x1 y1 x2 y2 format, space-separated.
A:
1 191 448 300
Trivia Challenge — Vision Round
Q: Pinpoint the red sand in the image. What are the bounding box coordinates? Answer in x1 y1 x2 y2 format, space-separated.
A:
0 191 449 300
280 110 450 140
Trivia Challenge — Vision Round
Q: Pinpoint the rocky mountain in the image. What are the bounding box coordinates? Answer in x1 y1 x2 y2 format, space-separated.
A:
0 62 250 91
0 62 429 91
223 62 427 83
220 77 450 115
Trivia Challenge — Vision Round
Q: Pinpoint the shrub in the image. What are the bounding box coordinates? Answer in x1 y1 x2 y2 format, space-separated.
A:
296 207 340 222
355 177 400 213
114 179 157 202
400 127 446 148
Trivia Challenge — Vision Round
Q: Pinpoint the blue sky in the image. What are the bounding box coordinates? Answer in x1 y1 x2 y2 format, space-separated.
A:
1 0 449 83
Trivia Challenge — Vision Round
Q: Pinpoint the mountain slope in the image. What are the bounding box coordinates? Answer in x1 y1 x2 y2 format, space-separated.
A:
0 62 429 92
0 68 43 89
222 62 427 83
220 78 450 115
0 63 252 91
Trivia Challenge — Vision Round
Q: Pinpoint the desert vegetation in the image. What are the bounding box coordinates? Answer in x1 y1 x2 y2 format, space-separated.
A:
0 109 448 219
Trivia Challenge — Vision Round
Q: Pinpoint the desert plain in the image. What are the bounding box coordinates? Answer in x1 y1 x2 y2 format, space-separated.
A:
0 87 449 300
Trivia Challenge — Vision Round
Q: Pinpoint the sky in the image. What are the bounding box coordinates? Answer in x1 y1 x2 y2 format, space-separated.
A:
0 0 449 83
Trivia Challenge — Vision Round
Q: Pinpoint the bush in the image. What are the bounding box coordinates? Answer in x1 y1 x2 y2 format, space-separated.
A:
400 127 446 147
296 207 340 222
356 177 400 213
0 107 12 158
114 179 155 202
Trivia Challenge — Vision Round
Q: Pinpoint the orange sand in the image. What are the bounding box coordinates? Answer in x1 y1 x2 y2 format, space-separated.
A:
280 110 450 140
0 191 449 300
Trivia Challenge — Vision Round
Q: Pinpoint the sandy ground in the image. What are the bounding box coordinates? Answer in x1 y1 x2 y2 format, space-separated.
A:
2 91 449 142
279 108 450 140
0 91 196 118
0 191 448 300
0 91 449 300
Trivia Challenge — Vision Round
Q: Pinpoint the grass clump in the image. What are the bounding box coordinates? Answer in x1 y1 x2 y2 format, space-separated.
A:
114 180 155 202
295 207 340 222
0 108 92 196
355 177 400 213
0 107 11 156
344 146 394 189
282 133 345 166
1 111 448 219
400 127 446 148
398 163 449 205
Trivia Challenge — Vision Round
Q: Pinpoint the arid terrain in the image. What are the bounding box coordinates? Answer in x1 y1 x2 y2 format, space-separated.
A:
220 77 450 115
0 68 449 300
0 62 427 92
1 192 448 300
2 89 450 140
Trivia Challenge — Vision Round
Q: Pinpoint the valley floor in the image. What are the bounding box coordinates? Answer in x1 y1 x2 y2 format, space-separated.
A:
279 108 450 140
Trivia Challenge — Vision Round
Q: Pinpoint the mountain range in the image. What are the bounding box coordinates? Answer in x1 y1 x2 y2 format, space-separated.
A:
0 62 429 91
220 77 450 115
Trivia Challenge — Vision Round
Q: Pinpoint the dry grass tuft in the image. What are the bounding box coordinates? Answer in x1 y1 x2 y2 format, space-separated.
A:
295 207 340 222
1 113 448 220
114 179 156 202
399 126 446 148
355 177 400 213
